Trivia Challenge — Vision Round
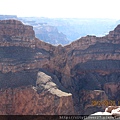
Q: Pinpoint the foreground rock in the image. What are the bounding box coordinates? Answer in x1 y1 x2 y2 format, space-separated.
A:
0 71 74 115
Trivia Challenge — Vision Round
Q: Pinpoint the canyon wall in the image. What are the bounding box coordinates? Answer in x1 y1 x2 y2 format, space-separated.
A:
0 19 120 115
0 19 74 115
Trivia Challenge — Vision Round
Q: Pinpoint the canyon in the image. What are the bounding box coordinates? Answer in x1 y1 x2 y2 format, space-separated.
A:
0 15 69 45
0 19 120 115
1 15 119 45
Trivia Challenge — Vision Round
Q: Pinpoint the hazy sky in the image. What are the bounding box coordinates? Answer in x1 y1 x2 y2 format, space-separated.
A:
0 0 120 19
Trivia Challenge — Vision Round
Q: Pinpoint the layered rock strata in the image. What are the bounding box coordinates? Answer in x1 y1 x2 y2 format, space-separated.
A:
0 72 74 115
0 19 120 115
0 20 74 115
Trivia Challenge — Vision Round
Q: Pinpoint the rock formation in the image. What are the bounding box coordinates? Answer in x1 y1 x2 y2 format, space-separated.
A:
0 19 74 115
0 72 74 115
0 19 120 115
85 106 120 120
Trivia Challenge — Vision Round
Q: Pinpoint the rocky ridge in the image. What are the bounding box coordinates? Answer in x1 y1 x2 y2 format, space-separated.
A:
0 19 120 115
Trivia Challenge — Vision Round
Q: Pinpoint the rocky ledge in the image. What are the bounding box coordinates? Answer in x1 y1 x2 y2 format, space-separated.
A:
0 71 74 115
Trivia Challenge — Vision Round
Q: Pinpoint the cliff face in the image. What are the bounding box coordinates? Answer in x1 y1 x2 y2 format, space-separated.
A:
0 19 74 115
49 25 120 114
0 19 120 115
0 72 74 115
0 19 55 73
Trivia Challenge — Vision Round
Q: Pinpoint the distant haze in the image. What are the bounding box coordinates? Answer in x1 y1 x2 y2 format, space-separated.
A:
0 0 120 19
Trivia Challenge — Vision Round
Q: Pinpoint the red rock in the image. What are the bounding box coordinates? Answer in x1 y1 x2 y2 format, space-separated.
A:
0 71 75 115
0 19 120 115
